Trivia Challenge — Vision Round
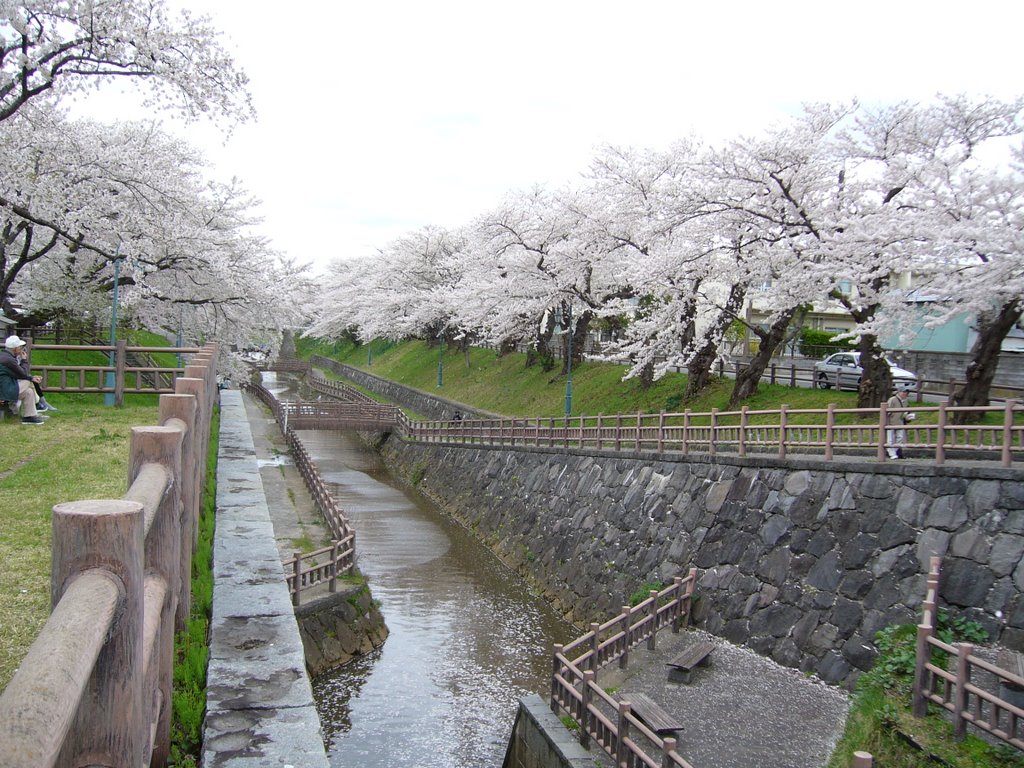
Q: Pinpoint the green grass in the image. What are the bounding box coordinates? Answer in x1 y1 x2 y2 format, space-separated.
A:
827 617 1024 768
0 397 161 689
169 406 219 766
296 336 868 418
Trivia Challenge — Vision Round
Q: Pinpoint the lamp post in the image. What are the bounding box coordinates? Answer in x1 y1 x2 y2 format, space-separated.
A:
437 333 444 388
564 305 574 418
367 339 372 366
104 245 123 406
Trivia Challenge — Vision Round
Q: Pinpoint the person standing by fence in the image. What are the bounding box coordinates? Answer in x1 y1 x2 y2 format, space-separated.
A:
0 335 45 424
885 387 914 459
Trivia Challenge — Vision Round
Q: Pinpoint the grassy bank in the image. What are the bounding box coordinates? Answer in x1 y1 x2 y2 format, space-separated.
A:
296 336 868 419
0 396 161 688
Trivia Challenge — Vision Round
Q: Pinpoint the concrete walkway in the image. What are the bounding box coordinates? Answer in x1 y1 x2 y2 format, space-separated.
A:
202 390 329 767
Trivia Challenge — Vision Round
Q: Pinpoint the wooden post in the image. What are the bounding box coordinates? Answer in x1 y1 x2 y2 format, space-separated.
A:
710 408 718 456
115 338 128 406
620 609 631 669
615 414 622 451
647 590 659 650
551 644 564 714
852 752 873 767
292 552 302 607
683 410 691 454
739 406 748 457
778 405 788 459
662 737 678 768
128 424 183 766
672 576 684 633
825 403 836 461
684 567 697 628
1002 400 1016 469
636 410 642 451
55 499 146 766
878 401 889 463
954 643 972 740
330 540 340 593
596 414 603 450
616 702 631 766
590 623 601 672
936 401 948 465
159 393 198 629
580 670 594 749
658 411 665 453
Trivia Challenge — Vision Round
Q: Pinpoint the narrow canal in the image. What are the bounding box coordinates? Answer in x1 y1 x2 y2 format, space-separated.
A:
264 374 576 768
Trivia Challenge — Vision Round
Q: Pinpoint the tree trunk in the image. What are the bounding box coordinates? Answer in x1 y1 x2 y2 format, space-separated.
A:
855 335 891 409
683 283 746 400
952 299 1022 423
638 360 655 390
526 313 555 369
560 311 591 375
728 307 799 407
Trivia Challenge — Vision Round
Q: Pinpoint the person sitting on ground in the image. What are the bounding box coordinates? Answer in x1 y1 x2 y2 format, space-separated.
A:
0 335 45 425
11 339 56 412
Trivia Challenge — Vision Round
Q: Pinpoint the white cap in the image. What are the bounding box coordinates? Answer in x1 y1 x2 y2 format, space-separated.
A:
4 335 26 350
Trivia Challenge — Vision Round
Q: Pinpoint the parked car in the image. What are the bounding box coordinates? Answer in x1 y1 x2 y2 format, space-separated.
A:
813 351 917 391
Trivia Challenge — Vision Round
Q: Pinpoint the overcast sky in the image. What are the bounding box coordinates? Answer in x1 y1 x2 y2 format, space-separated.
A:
85 1 1024 273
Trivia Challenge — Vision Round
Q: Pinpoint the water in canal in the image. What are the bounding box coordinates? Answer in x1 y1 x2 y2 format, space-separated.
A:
263 374 576 768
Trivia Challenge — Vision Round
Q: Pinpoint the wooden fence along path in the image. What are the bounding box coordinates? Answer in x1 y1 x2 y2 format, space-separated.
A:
409 401 1023 468
0 345 219 768
242 380 358 605
913 557 1024 750
550 571 699 768
27 341 204 405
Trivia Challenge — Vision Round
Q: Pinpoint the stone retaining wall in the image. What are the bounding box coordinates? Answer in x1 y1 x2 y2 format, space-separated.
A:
376 436 1024 687
311 355 501 421
296 586 389 676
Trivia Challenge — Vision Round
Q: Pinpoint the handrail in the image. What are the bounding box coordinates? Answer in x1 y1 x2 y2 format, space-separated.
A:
18 341 206 403
241 380 360 607
0 344 218 768
551 570 699 768
406 401 1023 468
913 556 1024 750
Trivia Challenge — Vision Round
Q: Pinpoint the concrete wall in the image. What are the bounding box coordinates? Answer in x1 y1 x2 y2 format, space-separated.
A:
502 694 598 768
311 355 501 420
376 436 1024 687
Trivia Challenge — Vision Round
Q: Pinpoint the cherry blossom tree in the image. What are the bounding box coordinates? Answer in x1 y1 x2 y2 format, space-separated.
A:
0 0 252 124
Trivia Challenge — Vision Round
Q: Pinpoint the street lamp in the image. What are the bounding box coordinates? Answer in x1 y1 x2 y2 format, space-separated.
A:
104 244 123 406
564 305 574 418
437 333 444 388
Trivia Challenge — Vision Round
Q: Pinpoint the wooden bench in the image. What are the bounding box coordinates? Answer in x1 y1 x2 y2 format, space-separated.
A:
666 640 715 683
626 692 684 735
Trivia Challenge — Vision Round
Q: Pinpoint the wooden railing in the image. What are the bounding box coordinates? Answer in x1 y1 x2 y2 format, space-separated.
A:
25 340 204 405
913 557 1024 750
407 401 1024 468
242 380 359 605
278 400 400 431
551 570 698 768
307 370 376 403
0 345 218 768
283 538 355 607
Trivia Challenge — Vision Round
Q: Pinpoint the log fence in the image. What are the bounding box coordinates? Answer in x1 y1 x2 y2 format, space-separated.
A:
913 556 1024 751
551 570 699 768
0 344 218 768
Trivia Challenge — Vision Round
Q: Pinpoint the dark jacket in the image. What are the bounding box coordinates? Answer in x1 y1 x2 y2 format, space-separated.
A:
0 349 29 401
